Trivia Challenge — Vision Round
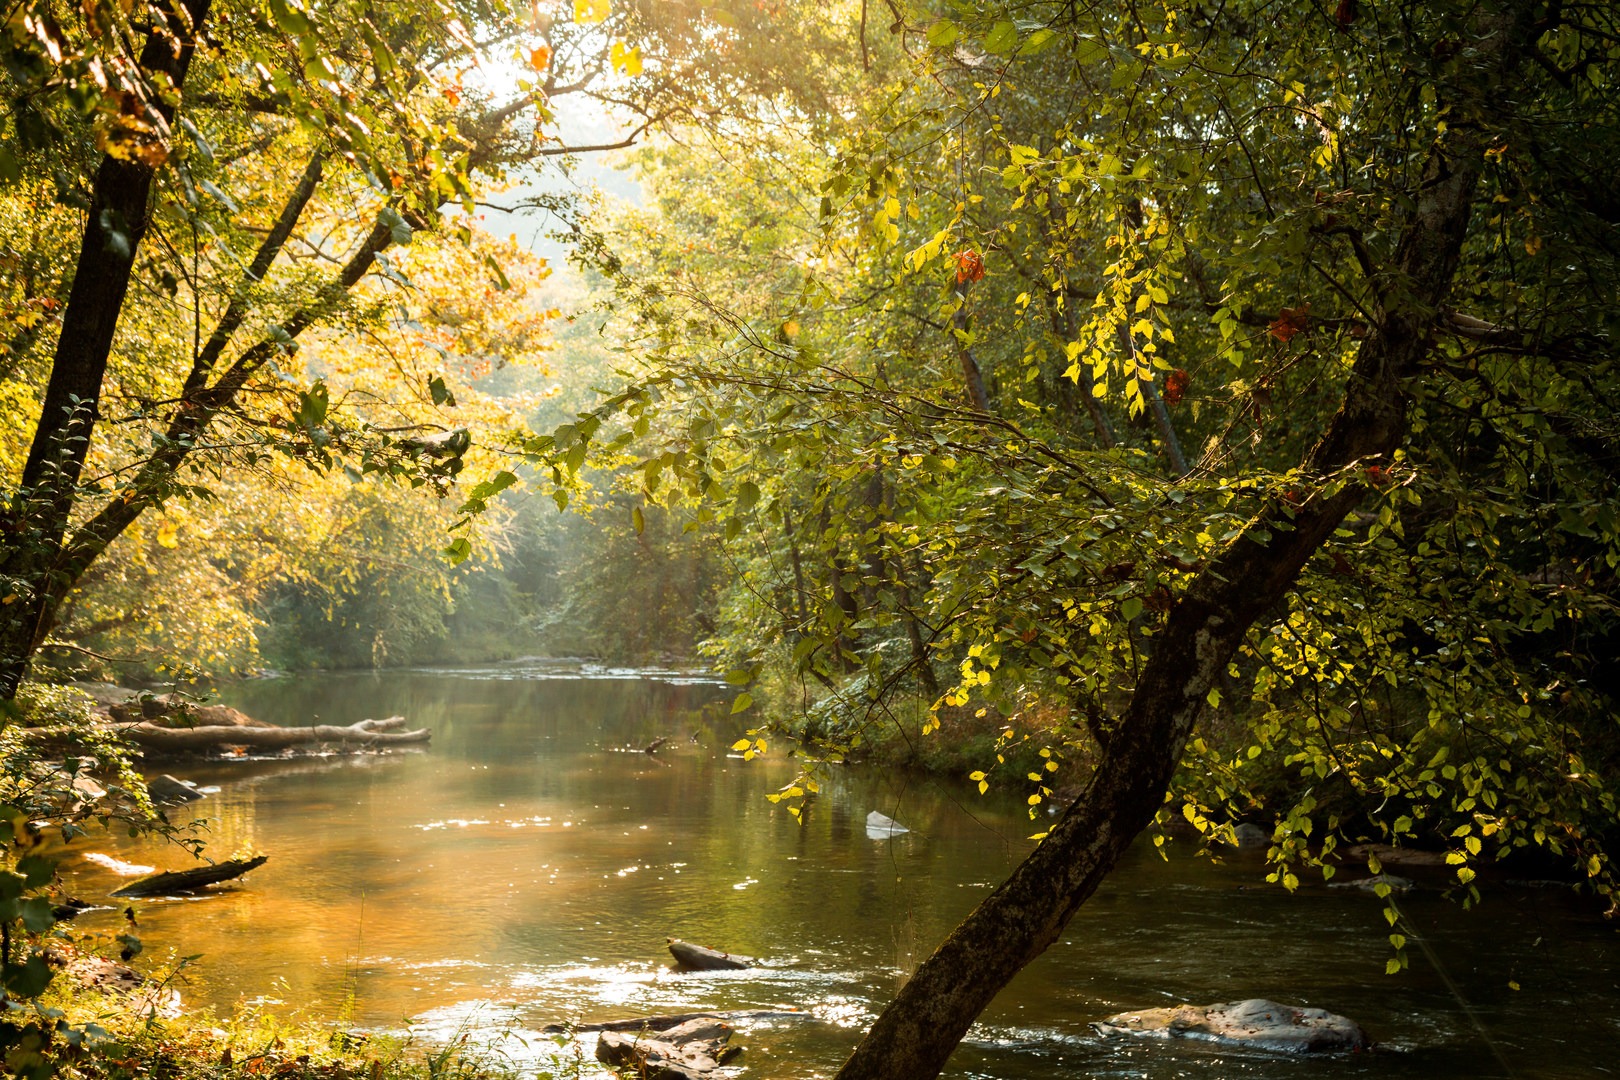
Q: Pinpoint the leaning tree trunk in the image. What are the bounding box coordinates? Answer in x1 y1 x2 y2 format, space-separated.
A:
0 0 213 698
833 7 1533 1077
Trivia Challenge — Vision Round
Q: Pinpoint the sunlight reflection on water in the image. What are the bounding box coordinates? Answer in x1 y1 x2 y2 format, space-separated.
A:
53 666 1620 1080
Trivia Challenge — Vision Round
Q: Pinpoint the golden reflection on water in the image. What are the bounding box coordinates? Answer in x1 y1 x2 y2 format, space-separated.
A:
50 666 1620 1080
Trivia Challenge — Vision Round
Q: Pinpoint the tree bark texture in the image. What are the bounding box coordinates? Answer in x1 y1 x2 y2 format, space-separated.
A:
833 6 1533 1077
0 0 212 697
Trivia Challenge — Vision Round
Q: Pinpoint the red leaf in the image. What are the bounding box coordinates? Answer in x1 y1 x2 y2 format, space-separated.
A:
1269 302 1311 342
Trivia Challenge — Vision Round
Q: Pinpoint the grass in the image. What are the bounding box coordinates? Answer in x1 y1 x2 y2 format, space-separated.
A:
7 966 617 1080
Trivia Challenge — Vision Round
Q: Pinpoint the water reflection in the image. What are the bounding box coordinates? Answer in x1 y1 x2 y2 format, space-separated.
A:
55 665 1619 1079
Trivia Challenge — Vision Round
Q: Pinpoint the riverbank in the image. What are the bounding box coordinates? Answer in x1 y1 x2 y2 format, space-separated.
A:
23 979 533 1080
26 666 1620 1080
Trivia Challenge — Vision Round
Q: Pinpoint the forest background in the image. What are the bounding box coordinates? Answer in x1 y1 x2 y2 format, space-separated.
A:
1 0 1617 1076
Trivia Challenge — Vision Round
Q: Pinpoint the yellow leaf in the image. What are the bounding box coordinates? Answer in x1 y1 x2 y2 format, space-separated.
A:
574 0 608 23
156 521 179 549
610 40 642 74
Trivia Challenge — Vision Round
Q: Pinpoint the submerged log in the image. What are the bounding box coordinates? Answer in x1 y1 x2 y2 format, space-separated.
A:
543 1009 806 1034
667 938 753 971
111 855 268 898
117 716 428 754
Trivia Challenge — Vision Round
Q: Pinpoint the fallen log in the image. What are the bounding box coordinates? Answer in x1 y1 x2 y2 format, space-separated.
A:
667 938 753 971
543 1009 806 1034
116 716 428 754
111 855 268 898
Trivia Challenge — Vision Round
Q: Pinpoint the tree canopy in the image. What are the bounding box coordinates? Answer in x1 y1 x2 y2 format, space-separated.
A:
3 0 1618 1076
528 0 1618 1074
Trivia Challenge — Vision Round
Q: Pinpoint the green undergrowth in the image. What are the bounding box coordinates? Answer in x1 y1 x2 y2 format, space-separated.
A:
755 664 1059 791
4 971 616 1080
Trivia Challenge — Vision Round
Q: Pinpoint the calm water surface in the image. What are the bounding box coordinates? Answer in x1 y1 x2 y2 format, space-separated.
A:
59 664 1617 1079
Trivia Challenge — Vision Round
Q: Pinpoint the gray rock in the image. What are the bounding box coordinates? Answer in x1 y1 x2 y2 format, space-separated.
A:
65 682 142 708
1329 872 1415 894
595 1016 740 1078
147 774 203 804
1230 823 1269 849
1093 998 1369 1054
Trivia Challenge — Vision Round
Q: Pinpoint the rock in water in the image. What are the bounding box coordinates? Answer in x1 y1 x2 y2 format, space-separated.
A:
667 938 753 971
1093 998 1369 1054
147 774 203 803
865 811 909 838
595 1017 740 1078
1229 822 1269 848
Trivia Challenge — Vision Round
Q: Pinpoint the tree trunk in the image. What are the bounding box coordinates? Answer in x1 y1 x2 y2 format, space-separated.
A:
950 283 992 414
115 716 429 754
833 6 1531 1075
0 0 213 697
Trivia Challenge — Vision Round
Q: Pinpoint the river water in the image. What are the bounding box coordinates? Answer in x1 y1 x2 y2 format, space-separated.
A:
59 663 1617 1079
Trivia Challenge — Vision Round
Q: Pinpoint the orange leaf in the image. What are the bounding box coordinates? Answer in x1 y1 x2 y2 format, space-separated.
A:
1269 302 1311 342
528 44 552 71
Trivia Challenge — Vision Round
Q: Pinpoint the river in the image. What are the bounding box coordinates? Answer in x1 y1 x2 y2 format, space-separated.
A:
59 663 1617 1079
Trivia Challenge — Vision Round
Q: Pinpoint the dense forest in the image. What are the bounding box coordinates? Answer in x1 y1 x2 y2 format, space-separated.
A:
2 0 1617 1077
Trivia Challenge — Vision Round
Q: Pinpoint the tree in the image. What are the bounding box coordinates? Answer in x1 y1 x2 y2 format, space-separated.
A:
538 0 1619 1076
0 0 878 694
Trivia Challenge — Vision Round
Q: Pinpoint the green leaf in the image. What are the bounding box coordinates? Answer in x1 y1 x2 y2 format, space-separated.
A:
984 19 1018 55
1018 28 1057 56
443 538 472 565
19 897 55 933
1072 36 1109 65
1119 597 1144 621
926 20 959 48
3 953 53 998
429 376 456 407
269 0 314 36
631 505 645 534
731 692 754 714
484 254 512 291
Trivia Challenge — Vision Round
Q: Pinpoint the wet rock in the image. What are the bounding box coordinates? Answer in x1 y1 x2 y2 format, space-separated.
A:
667 938 753 971
1329 872 1415 894
147 774 204 804
595 1016 741 1078
1094 998 1369 1054
1229 823 1269 849
1340 843 1450 867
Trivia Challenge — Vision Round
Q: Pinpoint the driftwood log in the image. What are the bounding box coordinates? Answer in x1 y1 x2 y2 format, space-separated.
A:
111 855 268 897
543 1010 806 1034
116 716 428 754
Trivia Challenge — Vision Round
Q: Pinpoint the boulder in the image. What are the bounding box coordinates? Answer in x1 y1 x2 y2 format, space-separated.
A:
147 774 203 804
667 938 753 971
1329 872 1415 894
1093 998 1369 1054
1228 823 1269 849
595 1016 740 1078
109 696 273 728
